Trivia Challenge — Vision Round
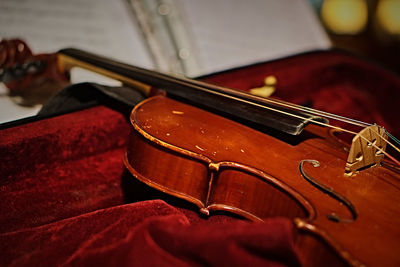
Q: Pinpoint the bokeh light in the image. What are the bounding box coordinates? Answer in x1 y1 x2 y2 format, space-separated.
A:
321 0 368 34
376 0 400 35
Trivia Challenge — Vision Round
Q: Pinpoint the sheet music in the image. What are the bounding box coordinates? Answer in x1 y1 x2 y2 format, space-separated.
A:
0 0 154 123
0 0 154 80
0 0 330 123
176 0 331 75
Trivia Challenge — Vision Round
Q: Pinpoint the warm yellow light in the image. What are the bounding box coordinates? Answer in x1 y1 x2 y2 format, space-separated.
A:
376 0 400 35
321 0 368 34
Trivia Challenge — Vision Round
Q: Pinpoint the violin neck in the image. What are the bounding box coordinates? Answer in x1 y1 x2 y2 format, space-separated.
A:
57 48 326 135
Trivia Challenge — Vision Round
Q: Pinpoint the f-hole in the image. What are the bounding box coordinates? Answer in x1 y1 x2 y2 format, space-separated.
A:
299 159 357 223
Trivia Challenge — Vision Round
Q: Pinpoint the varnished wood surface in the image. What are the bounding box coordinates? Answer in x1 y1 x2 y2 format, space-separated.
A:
58 48 328 135
4 40 399 266
124 95 400 267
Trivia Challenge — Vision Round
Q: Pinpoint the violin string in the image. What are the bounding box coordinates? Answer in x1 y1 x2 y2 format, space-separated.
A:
175 77 400 158
191 79 400 155
285 100 400 154
373 129 400 153
275 105 400 164
143 68 369 128
367 128 400 164
243 94 372 128
192 84 400 165
186 78 372 127
386 130 400 146
179 77 400 154
68 52 399 156
196 80 400 156
254 92 400 155
384 152 400 166
106 63 400 160
183 80 359 133
359 135 400 165
202 85 350 133
68 53 373 130
124 63 374 129
361 126 400 154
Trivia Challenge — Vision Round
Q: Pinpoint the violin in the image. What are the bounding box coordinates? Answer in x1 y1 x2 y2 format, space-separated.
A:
2 39 400 266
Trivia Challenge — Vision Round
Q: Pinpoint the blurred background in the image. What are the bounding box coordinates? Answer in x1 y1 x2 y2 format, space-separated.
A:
310 0 400 74
0 0 399 123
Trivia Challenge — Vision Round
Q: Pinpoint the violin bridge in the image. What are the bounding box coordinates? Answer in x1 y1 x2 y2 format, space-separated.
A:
345 124 388 177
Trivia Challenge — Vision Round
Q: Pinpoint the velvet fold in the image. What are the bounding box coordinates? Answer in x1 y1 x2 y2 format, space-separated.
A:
1 51 399 266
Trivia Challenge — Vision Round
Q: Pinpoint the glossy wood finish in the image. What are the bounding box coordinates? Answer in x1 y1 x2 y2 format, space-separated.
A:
57 48 328 135
124 96 400 267
4 40 400 266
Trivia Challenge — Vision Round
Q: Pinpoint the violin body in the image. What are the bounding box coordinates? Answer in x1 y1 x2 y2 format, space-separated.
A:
3 40 400 266
124 95 400 266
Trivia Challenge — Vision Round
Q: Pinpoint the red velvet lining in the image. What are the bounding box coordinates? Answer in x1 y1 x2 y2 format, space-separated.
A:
205 51 400 136
1 51 399 266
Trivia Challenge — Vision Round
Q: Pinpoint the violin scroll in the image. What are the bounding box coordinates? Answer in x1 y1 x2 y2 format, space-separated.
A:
0 39 69 106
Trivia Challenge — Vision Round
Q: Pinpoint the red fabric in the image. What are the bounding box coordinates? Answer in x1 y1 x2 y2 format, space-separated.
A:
1 51 399 266
205 51 400 136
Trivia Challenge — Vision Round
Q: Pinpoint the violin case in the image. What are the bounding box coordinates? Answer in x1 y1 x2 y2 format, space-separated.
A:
1 50 399 266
